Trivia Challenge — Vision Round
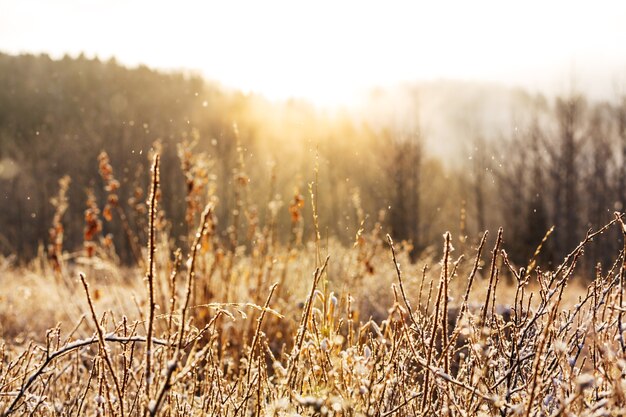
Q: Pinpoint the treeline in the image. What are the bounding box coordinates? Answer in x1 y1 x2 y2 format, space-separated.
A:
0 52 624 270
0 52 451 262
490 94 626 268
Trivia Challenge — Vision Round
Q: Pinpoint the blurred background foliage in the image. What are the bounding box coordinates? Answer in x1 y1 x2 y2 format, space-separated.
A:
1 52 625 271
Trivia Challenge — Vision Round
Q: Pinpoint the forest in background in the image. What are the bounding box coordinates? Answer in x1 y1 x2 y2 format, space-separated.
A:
1 52 625 270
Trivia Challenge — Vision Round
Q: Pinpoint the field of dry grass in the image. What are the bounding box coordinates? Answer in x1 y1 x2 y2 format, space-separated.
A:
1 152 625 417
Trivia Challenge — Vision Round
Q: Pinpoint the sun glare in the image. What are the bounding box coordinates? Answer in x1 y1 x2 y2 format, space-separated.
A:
1 0 626 105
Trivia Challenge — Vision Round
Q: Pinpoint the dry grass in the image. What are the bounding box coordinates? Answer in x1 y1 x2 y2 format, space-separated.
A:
1 149 625 417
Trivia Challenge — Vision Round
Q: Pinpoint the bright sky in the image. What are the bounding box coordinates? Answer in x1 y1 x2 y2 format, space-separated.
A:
1 0 626 106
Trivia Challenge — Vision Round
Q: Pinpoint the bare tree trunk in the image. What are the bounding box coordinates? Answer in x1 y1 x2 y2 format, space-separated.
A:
472 135 487 234
554 95 585 259
387 130 423 260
